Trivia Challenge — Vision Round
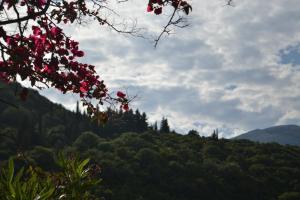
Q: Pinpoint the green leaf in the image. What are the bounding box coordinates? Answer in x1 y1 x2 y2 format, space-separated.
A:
7 158 16 198
78 158 90 173
39 187 55 200
8 158 14 183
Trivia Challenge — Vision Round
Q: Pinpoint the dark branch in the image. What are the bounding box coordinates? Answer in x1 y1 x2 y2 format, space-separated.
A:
0 0 51 25
154 7 178 48
0 0 4 11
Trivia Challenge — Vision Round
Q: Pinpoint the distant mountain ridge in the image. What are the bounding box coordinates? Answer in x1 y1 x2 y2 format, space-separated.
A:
234 125 300 146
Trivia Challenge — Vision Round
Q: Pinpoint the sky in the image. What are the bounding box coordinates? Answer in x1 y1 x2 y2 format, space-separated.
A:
29 0 300 138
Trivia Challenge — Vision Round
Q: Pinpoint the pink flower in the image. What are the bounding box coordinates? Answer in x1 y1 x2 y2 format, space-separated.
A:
154 7 162 15
37 0 47 7
76 51 84 57
5 36 15 46
70 40 79 49
57 48 68 56
32 26 41 36
123 104 129 111
43 65 52 74
50 27 61 37
147 5 153 12
117 91 126 98
80 81 89 93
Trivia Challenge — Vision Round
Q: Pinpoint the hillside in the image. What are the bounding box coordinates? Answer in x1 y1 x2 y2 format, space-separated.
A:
234 125 300 146
0 82 152 158
0 83 300 200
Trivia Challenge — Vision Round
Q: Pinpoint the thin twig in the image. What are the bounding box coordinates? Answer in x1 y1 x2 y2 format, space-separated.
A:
154 6 178 48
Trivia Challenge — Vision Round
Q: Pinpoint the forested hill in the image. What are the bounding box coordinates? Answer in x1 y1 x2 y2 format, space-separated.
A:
235 125 300 146
1 83 300 200
0 82 163 156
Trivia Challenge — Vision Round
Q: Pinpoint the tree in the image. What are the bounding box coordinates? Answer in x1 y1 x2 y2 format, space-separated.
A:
73 131 100 151
76 101 80 115
135 110 148 133
0 0 193 119
153 121 158 132
188 129 199 136
211 129 219 141
160 117 170 133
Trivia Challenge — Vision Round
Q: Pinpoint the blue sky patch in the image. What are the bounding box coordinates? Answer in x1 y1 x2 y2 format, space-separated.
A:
279 43 300 66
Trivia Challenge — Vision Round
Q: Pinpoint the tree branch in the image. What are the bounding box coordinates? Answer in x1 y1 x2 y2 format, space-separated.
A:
0 0 51 25
154 6 178 48
0 0 4 11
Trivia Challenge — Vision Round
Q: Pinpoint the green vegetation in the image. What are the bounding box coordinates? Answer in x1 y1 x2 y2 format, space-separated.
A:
0 154 101 200
1 83 300 200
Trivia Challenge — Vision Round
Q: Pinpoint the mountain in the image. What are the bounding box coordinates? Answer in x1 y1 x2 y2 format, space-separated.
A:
234 125 300 146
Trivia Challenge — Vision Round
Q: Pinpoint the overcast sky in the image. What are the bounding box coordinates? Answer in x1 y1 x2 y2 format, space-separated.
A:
34 0 300 138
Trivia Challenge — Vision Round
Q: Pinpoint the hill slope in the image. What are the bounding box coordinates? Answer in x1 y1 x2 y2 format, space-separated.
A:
1 82 300 199
234 125 300 146
0 82 152 157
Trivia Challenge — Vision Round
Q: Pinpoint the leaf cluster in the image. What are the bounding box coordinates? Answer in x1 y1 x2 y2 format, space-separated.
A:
0 154 101 200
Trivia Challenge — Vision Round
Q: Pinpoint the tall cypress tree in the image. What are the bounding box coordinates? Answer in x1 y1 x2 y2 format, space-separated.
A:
141 112 148 131
153 121 158 132
76 101 80 114
160 117 170 133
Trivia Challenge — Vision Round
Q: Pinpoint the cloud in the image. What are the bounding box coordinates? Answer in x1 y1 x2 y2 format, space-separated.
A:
31 0 300 138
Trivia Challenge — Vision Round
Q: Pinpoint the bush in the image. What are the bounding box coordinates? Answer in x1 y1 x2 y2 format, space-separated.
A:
0 154 101 200
278 192 300 200
73 131 100 151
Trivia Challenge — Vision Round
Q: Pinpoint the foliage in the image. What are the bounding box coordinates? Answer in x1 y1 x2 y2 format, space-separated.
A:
0 154 101 200
0 158 55 200
73 131 100 151
187 129 199 136
90 134 300 200
278 192 300 200
55 153 101 199
2 132 299 200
